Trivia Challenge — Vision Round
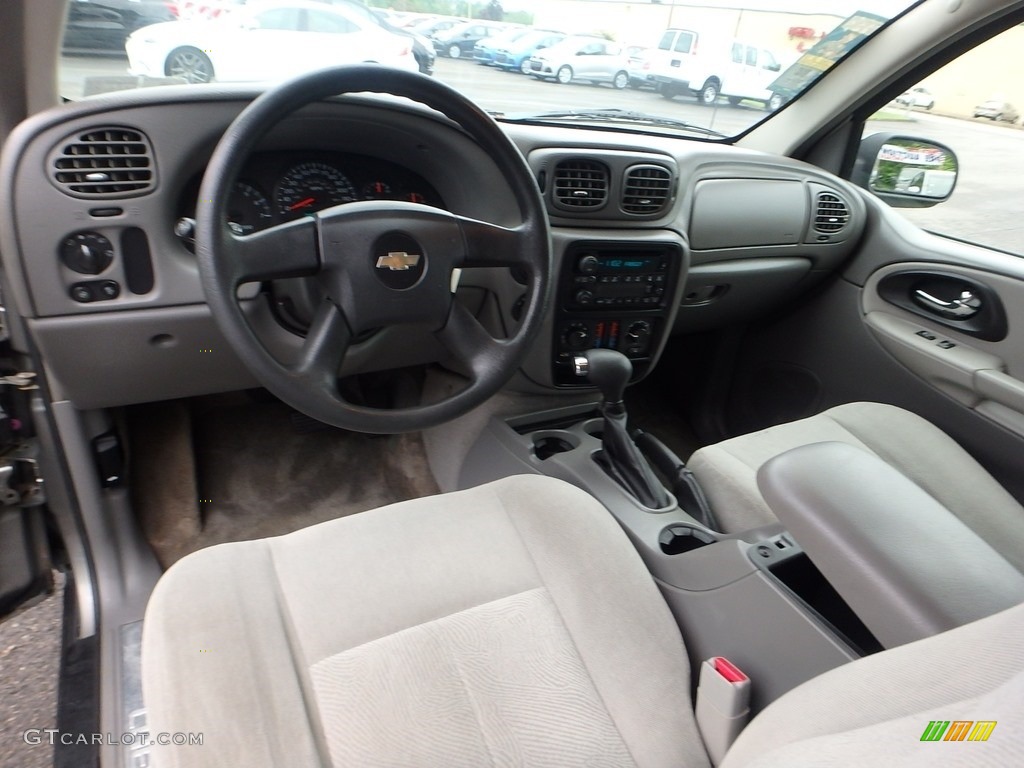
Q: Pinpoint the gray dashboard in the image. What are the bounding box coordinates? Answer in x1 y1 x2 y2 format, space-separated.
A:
0 86 866 409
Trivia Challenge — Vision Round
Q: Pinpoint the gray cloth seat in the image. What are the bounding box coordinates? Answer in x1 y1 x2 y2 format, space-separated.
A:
142 473 1024 767
688 401 1024 572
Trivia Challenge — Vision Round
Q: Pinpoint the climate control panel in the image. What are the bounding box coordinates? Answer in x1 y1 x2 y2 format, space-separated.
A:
553 241 682 386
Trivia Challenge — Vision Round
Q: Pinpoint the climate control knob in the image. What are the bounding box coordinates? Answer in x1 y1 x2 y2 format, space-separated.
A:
574 289 594 305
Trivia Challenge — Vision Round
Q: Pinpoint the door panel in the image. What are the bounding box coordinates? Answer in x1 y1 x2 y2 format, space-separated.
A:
720 215 1024 505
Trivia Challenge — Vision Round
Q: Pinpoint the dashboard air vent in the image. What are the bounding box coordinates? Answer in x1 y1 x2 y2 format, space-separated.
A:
50 127 155 197
552 159 608 210
622 164 673 214
814 191 849 232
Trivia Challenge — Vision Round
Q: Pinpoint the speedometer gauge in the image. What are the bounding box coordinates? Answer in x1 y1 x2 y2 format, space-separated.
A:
276 162 357 220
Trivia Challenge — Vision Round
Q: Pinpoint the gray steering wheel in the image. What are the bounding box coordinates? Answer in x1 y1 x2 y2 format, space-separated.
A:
195 65 551 433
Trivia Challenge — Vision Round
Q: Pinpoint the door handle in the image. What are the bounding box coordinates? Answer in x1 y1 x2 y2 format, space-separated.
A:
912 287 982 320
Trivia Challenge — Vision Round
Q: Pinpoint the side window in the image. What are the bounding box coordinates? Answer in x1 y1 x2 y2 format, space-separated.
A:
861 25 1023 255
731 43 743 64
673 33 694 54
761 50 779 70
255 9 301 31
658 31 675 51
305 11 359 34
745 46 758 66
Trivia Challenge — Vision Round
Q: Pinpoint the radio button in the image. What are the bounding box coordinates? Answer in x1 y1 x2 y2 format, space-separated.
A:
574 289 594 305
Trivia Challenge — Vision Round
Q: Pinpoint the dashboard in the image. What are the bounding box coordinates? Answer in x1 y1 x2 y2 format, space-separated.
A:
0 86 867 410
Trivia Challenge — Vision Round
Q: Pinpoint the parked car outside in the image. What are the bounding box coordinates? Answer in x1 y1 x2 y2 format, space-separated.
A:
125 0 419 84
473 27 532 66
408 16 461 39
973 99 1019 122
492 29 566 74
626 46 658 89
651 29 787 109
896 86 935 109
62 0 177 53
312 0 436 75
528 35 631 88
432 20 510 59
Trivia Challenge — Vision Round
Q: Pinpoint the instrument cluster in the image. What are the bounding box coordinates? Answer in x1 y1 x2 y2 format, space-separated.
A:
179 151 444 237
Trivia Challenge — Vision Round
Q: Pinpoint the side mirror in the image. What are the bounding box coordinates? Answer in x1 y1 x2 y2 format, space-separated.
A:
852 133 958 208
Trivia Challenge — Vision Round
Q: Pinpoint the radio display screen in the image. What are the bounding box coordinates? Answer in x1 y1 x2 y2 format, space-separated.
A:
601 256 656 270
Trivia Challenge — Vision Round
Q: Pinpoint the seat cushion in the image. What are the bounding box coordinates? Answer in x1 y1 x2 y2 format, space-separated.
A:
142 474 709 768
721 599 1024 767
687 402 1024 571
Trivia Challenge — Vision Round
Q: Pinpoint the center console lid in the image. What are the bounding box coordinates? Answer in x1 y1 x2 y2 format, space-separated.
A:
757 441 1024 648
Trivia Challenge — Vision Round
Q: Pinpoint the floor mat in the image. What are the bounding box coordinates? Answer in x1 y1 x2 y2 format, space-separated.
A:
131 395 440 566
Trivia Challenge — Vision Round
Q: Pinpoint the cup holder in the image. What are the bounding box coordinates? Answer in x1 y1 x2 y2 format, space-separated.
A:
659 524 716 555
582 418 604 441
531 430 580 460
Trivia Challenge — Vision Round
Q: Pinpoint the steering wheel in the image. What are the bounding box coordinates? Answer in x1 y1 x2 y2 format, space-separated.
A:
195 65 551 434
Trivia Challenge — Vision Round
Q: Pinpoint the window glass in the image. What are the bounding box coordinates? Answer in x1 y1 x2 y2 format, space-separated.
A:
863 25 1024 255
306 11 360 35
673 33 694 54
731 42 743 64
60 1 922 140
745 46 757 66
255 9 301 32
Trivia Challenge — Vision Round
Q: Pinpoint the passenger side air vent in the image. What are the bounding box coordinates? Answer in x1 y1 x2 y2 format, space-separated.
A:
621 164 673 214
49 127 156 198
552 159 609 210
814 191 850 232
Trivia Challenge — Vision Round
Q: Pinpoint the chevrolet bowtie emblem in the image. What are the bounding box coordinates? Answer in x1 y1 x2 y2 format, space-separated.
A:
376 251 421 271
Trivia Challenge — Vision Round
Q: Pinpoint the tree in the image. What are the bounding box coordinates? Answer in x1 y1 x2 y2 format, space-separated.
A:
480 0 503 21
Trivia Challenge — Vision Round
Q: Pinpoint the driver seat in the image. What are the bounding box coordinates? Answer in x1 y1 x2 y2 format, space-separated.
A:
142 474 1024 767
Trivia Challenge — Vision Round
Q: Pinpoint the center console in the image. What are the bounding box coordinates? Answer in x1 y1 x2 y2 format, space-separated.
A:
458 400 874 715
552 240 684 386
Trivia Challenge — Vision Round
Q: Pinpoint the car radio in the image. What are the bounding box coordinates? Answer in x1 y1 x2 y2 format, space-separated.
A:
553 241 683 386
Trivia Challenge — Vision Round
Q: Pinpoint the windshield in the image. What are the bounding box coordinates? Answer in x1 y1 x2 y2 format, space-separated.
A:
59 0 920 140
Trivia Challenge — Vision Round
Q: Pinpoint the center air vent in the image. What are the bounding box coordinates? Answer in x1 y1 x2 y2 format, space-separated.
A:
622 164 673 214
552 159 609 210
814 191 850 232
49 127 155 198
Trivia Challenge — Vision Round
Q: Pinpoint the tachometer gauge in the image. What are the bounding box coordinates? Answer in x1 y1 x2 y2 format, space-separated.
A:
227 182 273 235
276 162 357 220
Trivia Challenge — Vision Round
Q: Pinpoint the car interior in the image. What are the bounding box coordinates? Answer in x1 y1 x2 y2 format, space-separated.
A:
1 1 1023 766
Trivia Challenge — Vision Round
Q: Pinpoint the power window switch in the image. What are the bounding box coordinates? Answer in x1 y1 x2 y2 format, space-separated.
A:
916 330 937 341
938 340 957 349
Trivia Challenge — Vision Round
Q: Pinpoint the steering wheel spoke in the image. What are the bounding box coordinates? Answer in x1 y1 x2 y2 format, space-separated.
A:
232 217 320 284
456 216 530 269
436 301 508 379
292 299 352 384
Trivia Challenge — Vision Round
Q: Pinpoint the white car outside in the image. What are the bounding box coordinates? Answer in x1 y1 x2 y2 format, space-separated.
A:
896 87 935 110
126 0 418 85
528 36 631 89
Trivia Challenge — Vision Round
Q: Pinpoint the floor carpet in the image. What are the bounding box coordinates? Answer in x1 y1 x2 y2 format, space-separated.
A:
131 394 440 567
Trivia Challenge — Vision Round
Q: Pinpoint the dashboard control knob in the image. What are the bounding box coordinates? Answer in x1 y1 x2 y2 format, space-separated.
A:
563 323 590 351
626 320 652 341
574 289 594 305
577 254 600 274
60 232 113 275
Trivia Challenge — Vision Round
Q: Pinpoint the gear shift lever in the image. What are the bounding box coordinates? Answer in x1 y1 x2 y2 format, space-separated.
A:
574 349 670 508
